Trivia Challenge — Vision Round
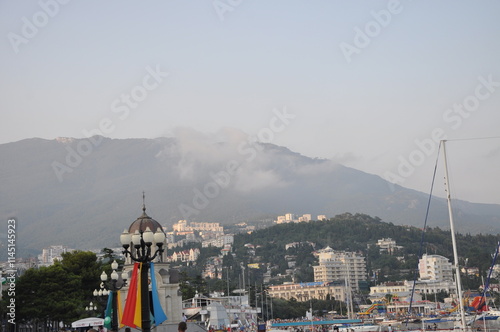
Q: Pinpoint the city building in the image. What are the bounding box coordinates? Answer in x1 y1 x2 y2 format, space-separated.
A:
168 248 200 263
38 245 75 266
298 214 312 222
313 247 367 292
376 238 403 255
418 254 454 281
369 279 456 300
268 281 347 302
202 234 234 248
275 213 323 224
173 220 224 233
369 281 408 295
285 241 316 250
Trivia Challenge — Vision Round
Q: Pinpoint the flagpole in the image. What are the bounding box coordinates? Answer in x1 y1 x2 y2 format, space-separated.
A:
141 262 151 332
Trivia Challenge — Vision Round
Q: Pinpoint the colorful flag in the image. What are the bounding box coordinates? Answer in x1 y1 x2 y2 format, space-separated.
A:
117 289 124 328
150 263 167 325
134 263 143 328
121 262 139 328
104 291 113 329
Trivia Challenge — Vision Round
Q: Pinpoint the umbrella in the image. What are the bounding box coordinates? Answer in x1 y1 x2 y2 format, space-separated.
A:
71 317 104 328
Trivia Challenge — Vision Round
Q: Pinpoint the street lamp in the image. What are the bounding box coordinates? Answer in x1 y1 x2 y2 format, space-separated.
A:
120 226 165 332
99 260 128 332
85 301 97 313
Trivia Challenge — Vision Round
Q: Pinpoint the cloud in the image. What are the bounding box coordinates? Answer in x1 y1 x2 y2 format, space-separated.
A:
155 128 349 193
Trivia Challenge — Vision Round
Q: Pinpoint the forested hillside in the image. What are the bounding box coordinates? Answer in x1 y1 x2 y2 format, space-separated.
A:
187 213 500 292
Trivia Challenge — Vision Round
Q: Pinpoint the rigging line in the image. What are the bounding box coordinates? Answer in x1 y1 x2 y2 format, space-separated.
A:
406 141 442 326
444 136 500 142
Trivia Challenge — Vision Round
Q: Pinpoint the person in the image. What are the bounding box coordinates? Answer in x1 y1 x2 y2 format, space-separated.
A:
388 325 392 332
179 321 187 332
333 325 339 332
433 323 437 331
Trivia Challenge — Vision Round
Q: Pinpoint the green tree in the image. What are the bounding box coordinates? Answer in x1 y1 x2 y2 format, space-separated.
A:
15 250 103 326
17 264 82 324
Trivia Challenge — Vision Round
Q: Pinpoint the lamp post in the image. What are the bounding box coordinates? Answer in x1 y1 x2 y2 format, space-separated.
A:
97 260 128 332
120 226 165 332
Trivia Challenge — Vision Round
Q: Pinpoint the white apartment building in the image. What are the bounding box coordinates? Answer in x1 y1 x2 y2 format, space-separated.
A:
202 234 234 248
275 213 318 224
276 216 287 224
298 214 312 222
173 220 189 232
376 238 403 254
38 245 74 266
313 247 367 292
419 254 453 281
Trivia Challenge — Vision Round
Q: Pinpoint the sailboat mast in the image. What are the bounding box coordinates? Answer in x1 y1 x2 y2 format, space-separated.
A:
442 140 467 329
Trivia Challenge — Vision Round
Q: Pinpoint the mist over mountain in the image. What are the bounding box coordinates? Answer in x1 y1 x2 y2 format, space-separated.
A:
1 132 500 256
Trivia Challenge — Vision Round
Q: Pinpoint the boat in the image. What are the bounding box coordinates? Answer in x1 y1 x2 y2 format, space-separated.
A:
464 243 500 328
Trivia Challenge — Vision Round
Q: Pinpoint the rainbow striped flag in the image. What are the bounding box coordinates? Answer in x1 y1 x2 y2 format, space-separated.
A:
121 262 140 328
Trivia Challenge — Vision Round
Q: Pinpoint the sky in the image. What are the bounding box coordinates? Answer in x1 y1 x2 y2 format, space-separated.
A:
1 1 500 205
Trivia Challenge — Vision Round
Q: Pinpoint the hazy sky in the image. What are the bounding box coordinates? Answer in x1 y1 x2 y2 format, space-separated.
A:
1 1 500 204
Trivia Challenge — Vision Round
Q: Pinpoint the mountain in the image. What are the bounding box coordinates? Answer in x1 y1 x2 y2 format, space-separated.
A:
1 135 500 256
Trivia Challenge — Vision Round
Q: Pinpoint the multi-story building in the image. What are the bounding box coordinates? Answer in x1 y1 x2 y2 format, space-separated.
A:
201 234 234 248
418 254 453 281
369 281 408 295
376 238 403 255
173 220 189 232
369 280 456 299
38 245 74 266
268 281 346 302
313 247 367 292
298 214 312 222
168 248 200 263
285 241 316 250
173 220 224 233
275 213 318 224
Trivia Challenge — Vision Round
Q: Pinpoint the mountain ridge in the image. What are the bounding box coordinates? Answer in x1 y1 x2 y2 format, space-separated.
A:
1 136 499 256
